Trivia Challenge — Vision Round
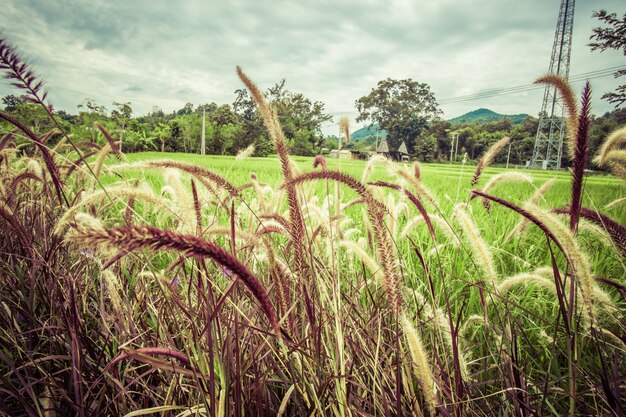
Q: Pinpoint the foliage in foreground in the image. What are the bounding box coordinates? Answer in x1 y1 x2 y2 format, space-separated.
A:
1 39 626 416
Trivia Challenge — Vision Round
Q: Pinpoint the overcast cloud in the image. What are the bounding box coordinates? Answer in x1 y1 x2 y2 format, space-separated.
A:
1 0 624 134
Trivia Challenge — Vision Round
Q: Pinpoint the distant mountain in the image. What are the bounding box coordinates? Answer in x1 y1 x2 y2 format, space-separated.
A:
448 108 529 125
350 124 387 144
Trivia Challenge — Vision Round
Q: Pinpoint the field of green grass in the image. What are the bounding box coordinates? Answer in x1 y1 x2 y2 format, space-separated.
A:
3 88 626 416
3 136 626 416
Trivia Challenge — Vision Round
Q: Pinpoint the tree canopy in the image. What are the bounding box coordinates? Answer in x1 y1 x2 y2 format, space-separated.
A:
234 79 332 155
355 78 442 154
589 10 626 108
0 79 332 157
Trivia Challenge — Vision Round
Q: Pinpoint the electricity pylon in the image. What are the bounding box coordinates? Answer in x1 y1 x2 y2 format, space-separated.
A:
529 0 575 170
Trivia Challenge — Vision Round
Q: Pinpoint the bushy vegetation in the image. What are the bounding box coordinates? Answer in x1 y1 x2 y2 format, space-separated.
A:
1 78 333 158
1 39 626 417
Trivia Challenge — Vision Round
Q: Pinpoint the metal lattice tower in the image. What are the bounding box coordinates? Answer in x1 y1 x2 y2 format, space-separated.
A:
530 0 575 170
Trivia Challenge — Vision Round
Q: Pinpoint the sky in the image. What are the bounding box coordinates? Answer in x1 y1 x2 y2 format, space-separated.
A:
1 0 624 135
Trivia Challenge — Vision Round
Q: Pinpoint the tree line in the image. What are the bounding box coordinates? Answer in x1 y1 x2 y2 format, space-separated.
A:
0 79 335 157
1 8 623 166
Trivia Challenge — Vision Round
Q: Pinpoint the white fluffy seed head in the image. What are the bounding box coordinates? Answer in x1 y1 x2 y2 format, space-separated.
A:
453 204 497 284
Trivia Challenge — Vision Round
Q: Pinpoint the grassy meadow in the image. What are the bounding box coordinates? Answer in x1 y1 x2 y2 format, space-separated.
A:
2 67 626 416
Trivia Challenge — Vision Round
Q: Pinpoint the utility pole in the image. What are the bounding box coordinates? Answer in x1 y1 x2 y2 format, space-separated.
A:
450 132 459 163
201 108 206 156
529 0 575 170
506 141 512 169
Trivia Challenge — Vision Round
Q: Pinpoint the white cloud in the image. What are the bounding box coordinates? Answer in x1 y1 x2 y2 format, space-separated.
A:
1 0 624 134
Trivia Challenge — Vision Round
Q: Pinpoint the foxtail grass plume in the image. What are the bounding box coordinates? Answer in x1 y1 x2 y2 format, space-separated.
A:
236 67 307 275
0 37 48 104
505 179 556 241
474 190 596 324
387 161 438 206
400 213 460 245
72 223 283 337
594 126 626 165
481 172 533 195
235 143 256 160
470 136 510 187
339 116 350 144
339 240 382 279
555 206 626 260
497 269 615 320
535 74 579 152
312 155 327 171
594 126 626 180
453 204 497 284
284 170 403 313
361 154 387 184
401 314 437 415
479 171 533 211
569 82 592 231
93 143 112 178
605 197 626 210
95 123 123 160
138 160 240 198
55 185 173 236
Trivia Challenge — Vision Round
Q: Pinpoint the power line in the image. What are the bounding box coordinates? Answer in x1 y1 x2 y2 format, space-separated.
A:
319 65 625 126
439 65 624 103
438 65 625 104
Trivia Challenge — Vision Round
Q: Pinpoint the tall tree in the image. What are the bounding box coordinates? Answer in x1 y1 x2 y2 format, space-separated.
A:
2 94 22 112
589 10 626 107
355 78 441 154
233 80 331 156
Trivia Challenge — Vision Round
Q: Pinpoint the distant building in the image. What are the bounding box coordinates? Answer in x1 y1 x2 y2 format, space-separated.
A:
397 141 410 162
329 149 367 160
376 138 411 161
376 138 391 158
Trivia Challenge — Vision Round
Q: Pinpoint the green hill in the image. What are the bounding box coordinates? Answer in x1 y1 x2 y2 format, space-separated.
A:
448 108 529 125
350 124 387 144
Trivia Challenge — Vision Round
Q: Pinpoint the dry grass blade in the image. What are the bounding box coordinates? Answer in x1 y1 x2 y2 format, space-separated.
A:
554 206 626 260
72 224 283 336
236 66 307 275
105 347 194 377
312 155 327 171
0 38 48 103
95 123 123 160
284 169 402 313
141 160 240 197
0 111 65 205
473 190 595 323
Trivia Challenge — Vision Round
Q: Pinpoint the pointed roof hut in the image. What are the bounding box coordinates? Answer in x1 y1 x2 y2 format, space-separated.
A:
376 137 390 154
